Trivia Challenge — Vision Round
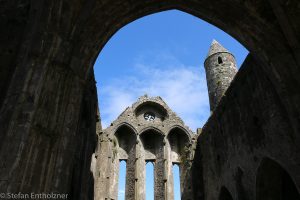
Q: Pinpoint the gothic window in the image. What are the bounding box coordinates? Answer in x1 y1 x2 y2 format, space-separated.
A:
146 162 155 199
256 158 300 200
118 161 127 200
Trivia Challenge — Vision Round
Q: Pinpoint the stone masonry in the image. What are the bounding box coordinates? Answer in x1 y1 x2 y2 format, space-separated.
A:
204 40 238 111
94 95 197 200
0 1 300 200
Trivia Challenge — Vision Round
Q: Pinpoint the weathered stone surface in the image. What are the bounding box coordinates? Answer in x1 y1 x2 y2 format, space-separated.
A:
94 96 196 200
204 40 238 111
193 55 300 199
0 0 299 199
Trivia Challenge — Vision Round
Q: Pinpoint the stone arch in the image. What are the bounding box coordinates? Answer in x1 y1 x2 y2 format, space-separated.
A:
140 128 166 199
113 124 137 199
140 126 164 137
74 1 292 78
167 126 191 163
167 126 192 199
219 187 234 200
167 125 191 143
256 157 300 200
1 1 299 198
140 128 164 160
114 124 137 160
114 122 138 136
79 3 299 138
135 101 168 117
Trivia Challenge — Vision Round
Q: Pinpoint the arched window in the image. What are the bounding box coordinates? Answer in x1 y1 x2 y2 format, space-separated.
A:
146 162 155 200
173 164 181 200
218 56 223 64
219 187 233 200
118 160 127 200
256 158 300 200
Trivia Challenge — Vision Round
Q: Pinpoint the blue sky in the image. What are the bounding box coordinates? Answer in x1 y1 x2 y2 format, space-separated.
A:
94 9 248 199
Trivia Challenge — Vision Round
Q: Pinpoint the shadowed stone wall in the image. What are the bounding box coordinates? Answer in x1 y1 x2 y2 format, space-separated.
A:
193 55 300 199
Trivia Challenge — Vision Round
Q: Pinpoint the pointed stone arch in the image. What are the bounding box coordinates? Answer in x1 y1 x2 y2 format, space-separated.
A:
113 124 137 199
139 128 165 199
140 128 164 160
256 157 300 200
167 126 192 199
167 126 191 163
114 124 137 160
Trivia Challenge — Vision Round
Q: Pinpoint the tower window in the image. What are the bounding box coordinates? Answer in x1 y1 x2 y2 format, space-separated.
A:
218 57 223 64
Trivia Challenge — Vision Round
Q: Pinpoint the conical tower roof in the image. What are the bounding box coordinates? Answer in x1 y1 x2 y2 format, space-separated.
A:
206 39 230 58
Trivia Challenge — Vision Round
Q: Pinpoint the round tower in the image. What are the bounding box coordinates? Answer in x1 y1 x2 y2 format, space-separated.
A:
204 40 238 111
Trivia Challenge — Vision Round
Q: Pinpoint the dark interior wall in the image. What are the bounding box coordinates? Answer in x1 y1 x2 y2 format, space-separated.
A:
0 0 98 194
193 55 300 200
0 0 30 109
70 69 98 200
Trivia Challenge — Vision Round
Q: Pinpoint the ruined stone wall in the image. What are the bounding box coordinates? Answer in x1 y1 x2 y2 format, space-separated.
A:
193 54 300 199
0 0 299 199
94 96 195 200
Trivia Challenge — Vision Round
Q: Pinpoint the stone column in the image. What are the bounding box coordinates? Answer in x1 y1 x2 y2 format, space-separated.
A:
125 139 136 199
165 138 174 200
135 138 145 200
109 149 119 200
154 144 165 199
94 133 112 200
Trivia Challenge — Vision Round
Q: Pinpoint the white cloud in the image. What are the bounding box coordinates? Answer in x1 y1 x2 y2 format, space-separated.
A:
98 52 210 131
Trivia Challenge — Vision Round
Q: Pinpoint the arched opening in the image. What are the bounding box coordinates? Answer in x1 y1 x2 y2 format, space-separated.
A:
115 125 136 160
167 127 190 163
168 127 190 199
95 10 248 132
173 164 181 200
1 1 299 200
118 160 127 200
140 129 164 160
114 125 137 199
146 162 155 200
256 158 300 200
140 129 165 199
219 187 233 200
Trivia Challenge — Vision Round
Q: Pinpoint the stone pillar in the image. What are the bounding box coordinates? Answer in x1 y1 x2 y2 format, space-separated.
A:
165 138 174 200
204 40 238 111
135 138 145 200
109 149 119 200
125 139 137 200
94 133 112 200
154 144 166 200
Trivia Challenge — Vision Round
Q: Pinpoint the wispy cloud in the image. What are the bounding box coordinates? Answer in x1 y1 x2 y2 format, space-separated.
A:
98 51 210 131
